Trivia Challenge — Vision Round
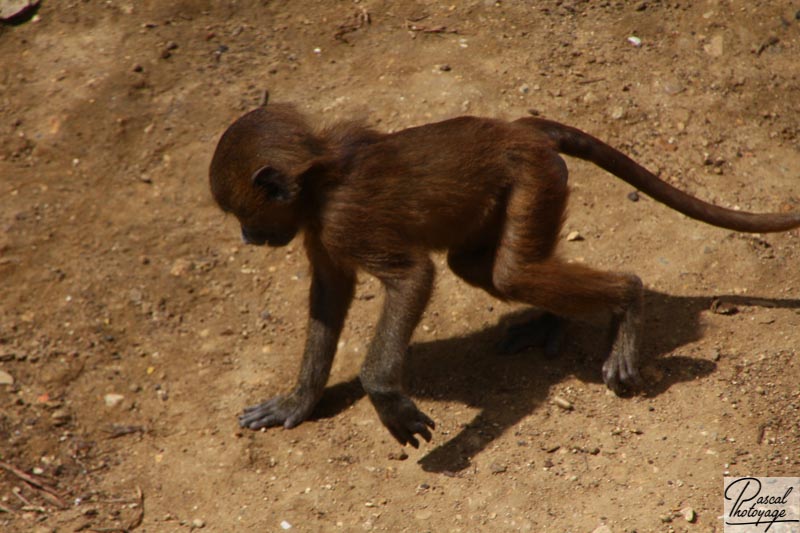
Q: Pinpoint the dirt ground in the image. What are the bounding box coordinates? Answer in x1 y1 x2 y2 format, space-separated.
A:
1 1 799 531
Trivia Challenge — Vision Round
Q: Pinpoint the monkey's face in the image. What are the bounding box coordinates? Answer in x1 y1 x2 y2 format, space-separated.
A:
238 197 300 247
210 106 322 247
210 164 303 248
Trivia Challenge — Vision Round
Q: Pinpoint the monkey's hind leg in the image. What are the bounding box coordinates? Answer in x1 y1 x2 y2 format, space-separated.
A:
494 259 644 393
493 154 644 393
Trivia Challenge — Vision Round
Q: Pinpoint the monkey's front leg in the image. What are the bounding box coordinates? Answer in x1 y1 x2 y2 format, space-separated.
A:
239 264 355 430
360 259 436 448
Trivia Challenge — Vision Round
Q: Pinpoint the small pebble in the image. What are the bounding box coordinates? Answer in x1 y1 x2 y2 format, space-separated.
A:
489 462 507 474
280 520 292 530
104 393 125 408
51 409 71 425
680 507 696 523
627 35 642 47
566 230 583 242
627 191 640 202
710 299 738 315
553 396 574 411
170 258 192 276
192 518 205 529
0 369 14 385
439 64 451 72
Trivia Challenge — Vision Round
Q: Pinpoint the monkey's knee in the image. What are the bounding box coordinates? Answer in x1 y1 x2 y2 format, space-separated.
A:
490 266 530 303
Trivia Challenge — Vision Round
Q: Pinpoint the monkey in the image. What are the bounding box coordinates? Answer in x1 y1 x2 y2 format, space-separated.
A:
208 103 800 448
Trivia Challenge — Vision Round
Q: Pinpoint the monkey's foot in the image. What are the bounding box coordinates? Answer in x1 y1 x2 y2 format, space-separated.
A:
238 391 315 430
369 391 435 448
602 350 643 395
499 312 566 358
603 275 644 395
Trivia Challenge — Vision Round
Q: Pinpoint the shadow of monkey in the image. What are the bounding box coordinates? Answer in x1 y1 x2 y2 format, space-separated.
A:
306 289 800 472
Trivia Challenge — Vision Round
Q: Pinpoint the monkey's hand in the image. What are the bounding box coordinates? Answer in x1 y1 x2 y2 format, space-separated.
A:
369 391 435 448
238 390 316 430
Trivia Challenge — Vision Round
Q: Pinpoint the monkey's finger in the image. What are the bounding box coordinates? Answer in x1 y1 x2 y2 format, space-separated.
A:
242 397 282 414
602 360 622 393
245 415 284 430
388 426 414 448
239 408 283 429
283 413 307 429
419 412 436 430
410 422 432 443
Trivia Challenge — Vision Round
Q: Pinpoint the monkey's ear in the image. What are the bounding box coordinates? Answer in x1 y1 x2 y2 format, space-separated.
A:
251 165 296 202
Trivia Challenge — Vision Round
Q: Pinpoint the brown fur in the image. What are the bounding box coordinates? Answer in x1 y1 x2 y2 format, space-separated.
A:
209 104 800 447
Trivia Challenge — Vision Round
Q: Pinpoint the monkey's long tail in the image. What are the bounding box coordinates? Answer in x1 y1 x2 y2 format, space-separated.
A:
520 117 800 233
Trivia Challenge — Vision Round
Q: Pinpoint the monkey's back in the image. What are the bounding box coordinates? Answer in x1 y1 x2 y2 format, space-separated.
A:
318 116 557 264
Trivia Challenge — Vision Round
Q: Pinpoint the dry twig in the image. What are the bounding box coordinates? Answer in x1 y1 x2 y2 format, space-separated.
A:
0 503 16 514
0 460 67 508
88 486 144 533
404 19 459 34
11 487 33 507
104 424 145 439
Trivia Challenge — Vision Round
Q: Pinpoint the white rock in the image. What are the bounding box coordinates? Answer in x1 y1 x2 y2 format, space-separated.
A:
0 369 13 385
566 231 584 242
104 393 125 407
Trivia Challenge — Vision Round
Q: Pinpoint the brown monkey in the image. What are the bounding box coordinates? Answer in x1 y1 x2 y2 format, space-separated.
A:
209 103 800 447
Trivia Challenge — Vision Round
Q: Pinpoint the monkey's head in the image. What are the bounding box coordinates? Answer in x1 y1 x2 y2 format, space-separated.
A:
209 105 323 247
